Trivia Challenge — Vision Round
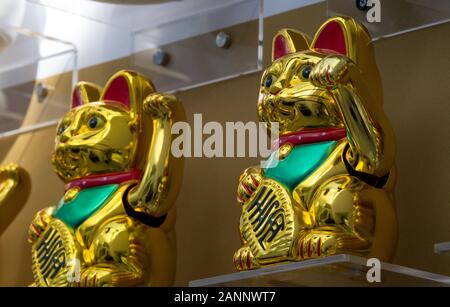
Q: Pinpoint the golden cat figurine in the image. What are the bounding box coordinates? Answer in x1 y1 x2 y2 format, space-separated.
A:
234 16 397 270
28 70 184 286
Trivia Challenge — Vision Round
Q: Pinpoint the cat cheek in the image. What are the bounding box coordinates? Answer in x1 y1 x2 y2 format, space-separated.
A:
257 93 266 105
58 134 69 143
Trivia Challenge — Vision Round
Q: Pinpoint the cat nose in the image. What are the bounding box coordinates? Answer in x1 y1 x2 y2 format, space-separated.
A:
59 133 70 143
269 82 283 95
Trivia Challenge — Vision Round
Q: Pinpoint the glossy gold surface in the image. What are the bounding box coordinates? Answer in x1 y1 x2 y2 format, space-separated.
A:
128 92 185 217
52 102 136 181
235 17 397 270
28 70 183 286
0 163 30 235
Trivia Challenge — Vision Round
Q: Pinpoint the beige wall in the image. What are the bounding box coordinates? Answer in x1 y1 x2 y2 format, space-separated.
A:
375 24 450 274
0 3 449 286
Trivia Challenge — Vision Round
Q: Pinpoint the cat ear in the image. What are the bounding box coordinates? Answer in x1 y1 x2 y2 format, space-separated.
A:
311 16 370 62
101 74 132 109
311 17 348 56
272 29 309 61
71 82 101 109
100 70 155 112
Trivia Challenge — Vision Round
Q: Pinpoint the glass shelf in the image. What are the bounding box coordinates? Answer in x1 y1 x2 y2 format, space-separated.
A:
327 0 450 41
24 0 324 93
0 25 77 139
130 0 263 92
435 242 450 256
189 254 450 287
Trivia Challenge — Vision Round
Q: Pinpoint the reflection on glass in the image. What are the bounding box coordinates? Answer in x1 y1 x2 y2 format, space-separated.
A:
0 25 77 139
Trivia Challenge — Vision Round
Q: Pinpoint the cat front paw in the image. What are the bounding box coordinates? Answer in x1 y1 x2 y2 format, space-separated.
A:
28 207 54 244
233 246 260 271
71 267 113 287
236 167 263 204
296 232 337 260
310 55 351 88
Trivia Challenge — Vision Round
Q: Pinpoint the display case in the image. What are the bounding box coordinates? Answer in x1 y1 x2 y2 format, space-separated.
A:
26 0 264 93
190 254 450 287
0 25 77 139
131 0 263 92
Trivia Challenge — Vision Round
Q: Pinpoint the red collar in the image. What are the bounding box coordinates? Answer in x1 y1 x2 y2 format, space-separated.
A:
65 169 141 192
274 127 346 149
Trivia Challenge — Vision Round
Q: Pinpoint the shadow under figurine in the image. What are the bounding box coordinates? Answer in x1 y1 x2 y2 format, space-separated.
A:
234 16 397 270
28 70 184 286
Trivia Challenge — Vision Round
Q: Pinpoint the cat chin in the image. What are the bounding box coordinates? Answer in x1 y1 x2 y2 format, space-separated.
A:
53 167 86 182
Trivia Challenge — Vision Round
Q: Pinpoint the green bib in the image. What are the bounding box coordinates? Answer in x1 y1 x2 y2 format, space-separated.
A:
53 184 119 229
264 141 337 191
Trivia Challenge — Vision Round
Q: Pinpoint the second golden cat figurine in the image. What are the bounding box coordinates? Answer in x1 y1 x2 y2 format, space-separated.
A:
28 70 184 286
234 16 397 270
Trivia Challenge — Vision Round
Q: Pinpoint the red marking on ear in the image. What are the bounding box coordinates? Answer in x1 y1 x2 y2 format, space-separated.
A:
71 89 83 109
273 35 290 60
102 76 130 109
313 21 347 55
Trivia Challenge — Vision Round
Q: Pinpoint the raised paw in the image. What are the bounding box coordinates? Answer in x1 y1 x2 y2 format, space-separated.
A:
236 167 263 204
233 247 260 271
0 163 20 197
310 55 351 88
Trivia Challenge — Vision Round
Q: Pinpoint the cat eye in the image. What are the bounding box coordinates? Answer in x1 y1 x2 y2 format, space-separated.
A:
88 116 98 128
57 124 67 135
264 74 273 88
87 115 105 129
56 121 70 135
302 65 312 79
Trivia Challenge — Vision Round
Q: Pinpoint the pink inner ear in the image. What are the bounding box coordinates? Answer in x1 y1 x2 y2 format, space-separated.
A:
102 76 130 109
71 88 83 109
313 21 347 55
273 35 290 60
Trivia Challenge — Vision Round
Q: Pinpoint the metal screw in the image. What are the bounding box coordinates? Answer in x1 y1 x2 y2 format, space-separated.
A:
356 0 370 11
35 82 48 103
215 31 232 49
152 49 170 66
